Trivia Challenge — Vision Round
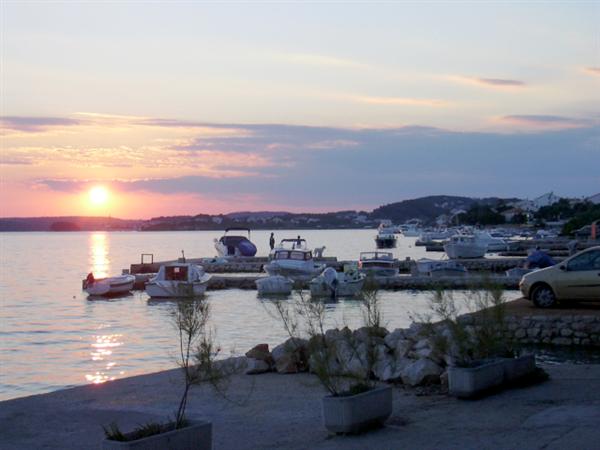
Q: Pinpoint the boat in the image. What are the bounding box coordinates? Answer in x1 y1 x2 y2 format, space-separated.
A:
358 251 399 277
375 223 397 248
415 258 467 277
398 220 423 237
83 273 135 296
145 263 212 298
255 275 294 295
443 235 487 259
473 230 509 252
309 267 366 298
264 238 326 279
214 228 257 257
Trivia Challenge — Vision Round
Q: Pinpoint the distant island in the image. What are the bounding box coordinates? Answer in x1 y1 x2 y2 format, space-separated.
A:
1 193 599 236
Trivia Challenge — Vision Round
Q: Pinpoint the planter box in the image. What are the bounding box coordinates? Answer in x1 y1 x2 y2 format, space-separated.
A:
322 385 392 434
448 359 505 399
102 420 212 450
503 354 536 382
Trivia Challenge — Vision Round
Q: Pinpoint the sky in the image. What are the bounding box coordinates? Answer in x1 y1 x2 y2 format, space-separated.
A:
1 2 599 219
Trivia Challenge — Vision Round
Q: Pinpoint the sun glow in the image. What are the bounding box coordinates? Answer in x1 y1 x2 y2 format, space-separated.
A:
89 186 109 205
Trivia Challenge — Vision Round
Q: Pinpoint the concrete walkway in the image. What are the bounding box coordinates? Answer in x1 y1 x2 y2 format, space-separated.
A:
1 363 600 449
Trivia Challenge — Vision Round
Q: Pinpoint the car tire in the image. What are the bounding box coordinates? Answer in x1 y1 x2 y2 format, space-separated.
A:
532 285 557 308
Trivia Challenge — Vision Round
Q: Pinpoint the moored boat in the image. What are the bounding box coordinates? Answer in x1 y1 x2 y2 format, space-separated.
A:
145 263 211 298
83 273 135 296
214 227 257 257
358 251 399 277
444 235 487 259
255 275 294 295
375 223 397 248
309 266 366 298
264 238 326 279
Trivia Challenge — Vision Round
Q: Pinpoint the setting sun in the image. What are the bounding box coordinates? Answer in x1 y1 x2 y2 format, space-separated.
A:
89 186 109 205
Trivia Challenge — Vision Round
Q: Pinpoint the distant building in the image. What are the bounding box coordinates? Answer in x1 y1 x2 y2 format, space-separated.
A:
514 192 562 212
211 217 223 224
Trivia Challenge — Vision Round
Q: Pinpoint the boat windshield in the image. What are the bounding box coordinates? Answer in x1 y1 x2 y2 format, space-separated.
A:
164 265 188 281
360 252 393 261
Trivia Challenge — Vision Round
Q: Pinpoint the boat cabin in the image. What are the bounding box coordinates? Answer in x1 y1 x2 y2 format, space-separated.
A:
271 249 314 261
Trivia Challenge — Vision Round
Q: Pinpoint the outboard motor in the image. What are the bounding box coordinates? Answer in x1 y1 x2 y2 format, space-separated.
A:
322 267 339 299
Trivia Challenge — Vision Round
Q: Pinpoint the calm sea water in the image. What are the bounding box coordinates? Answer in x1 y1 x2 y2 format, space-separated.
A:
0 230 519 400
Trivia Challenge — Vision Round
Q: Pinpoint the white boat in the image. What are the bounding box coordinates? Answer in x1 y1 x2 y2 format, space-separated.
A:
309 267 366 298
443 235 487 259
416 258 467 277
145 263 211 298
214 227 257 257
375 224 397 248
358 251 399 277
255 275 294 295
473 230 509 252
83 273 135 296
264 238 326 279
398 220 423 237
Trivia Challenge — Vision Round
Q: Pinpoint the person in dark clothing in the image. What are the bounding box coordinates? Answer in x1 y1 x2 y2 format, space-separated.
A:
269 232 275 250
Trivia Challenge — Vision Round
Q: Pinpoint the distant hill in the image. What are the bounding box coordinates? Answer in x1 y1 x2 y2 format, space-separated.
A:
371 195 518 223
0 216 143 232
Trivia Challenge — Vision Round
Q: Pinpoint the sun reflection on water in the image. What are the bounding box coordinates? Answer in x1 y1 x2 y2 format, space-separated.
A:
89 232 109 278
86 333 123 384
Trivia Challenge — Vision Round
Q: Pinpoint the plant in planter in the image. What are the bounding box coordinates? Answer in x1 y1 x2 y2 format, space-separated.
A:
102 297 233 449
270 279 392 434
419 283 538 398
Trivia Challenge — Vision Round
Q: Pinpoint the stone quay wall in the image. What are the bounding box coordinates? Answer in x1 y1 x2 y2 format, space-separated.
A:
503 314 600 347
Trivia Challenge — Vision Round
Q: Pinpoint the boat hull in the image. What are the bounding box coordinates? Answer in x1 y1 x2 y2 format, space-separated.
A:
375 237 397 249
264 262 326 279
84 275 135 296
145 281 208 298
444 242 487 259
255 276 294 295
309 277 365 297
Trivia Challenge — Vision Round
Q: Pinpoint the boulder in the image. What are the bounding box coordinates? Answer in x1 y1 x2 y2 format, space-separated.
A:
245 343 273 365
245 358 271 375
272 337 309 373
401 358 443 387
393 339 413 359
384 328 406 349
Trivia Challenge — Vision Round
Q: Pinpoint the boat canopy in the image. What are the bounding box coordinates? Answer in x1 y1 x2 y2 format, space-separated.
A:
360 251 394 261
155 263 207 282
224 227 251 236
278 238 307 250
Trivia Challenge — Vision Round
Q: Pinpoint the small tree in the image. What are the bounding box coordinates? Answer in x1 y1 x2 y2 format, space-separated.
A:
269 279 384 396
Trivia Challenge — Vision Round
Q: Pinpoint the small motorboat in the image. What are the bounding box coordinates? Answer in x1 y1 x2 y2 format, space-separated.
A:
358 251 399 277
255 275 294 295
145 263 211 298
309 267 365 298
264 238 326 279
83 272 135 296
214 228 257 257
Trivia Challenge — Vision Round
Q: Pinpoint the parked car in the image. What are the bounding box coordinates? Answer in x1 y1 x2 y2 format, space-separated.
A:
520 246 600 308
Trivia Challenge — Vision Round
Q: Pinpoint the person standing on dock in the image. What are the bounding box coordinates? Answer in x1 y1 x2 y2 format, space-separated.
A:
269 232 275 250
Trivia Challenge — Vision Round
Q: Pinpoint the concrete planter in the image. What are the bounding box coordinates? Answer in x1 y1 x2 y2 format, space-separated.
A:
503 354 536 382
322 385 392 434
448 359 505 398
102 420 212 450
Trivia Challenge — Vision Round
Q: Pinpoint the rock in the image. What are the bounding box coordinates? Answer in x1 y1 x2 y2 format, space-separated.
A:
393 339 413 359
414 338 430 350
245 343 273 364
560 328 574 337
384 328 406 349
515 329 526 339
440 370 449 387
245 358 271 375
401 358 443 387
272 337 309 373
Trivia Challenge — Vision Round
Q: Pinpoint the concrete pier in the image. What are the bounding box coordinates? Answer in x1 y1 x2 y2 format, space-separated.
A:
131 273 520 291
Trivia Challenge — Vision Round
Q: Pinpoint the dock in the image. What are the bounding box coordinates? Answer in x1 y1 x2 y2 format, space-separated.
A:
131 273 520 291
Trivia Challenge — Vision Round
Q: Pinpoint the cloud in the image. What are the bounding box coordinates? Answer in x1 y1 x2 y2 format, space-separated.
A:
275 52 369 70
345 95 448 107
499 114 589 129
446 75 525 89
30 121 600 210
583 67 600 77
0 116 81 132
